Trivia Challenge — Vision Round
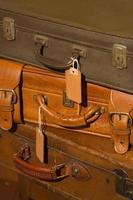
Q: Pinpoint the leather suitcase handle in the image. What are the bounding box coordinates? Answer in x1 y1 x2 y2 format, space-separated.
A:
37 95 102 128
14 155 70 181
13 144 70 181
36 51 69 71
35 42 70 71
34 35 80 72
14 144 90 182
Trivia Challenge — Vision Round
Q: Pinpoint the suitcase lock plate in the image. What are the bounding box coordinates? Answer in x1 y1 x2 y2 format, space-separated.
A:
63 92 74 108
112 44 127 69
3 17 15 41
115 169 133 200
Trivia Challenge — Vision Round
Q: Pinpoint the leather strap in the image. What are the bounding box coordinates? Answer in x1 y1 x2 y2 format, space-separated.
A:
0 59 24 130
109 90 133 154
36 95 102 128
109 113 131 154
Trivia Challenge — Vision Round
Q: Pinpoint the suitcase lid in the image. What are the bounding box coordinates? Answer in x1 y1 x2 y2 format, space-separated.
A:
0 0 132 39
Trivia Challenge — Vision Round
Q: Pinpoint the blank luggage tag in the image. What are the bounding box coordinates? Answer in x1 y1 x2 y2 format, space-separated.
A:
36 105 45 163
65 58 82 104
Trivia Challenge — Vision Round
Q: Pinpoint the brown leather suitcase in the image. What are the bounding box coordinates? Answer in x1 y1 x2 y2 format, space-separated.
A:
1 121 133 200
0 117 133 200
0 58 133 200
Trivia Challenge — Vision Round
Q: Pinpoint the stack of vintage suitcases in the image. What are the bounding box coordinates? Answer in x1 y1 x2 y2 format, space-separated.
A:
0 0 133 199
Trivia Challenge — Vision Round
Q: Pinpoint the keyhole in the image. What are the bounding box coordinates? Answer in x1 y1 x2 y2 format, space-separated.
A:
40 45 44 56
116 56 123 63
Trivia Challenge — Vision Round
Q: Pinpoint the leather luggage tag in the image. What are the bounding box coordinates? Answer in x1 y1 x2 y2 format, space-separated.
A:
65 58 82 104
36 105 45 163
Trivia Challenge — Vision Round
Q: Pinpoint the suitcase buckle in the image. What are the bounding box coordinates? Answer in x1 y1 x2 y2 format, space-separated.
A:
0 89 17 104
109 112 132 129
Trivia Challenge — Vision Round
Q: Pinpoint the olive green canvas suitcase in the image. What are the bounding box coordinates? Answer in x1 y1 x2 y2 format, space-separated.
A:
0 0 133 93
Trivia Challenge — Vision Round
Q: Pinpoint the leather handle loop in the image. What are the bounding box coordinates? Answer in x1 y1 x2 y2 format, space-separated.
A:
35 43 70 72
36 95 101 128
34 35 81 72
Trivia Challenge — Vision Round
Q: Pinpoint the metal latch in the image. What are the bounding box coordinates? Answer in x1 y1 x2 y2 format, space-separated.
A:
72 45 87 58
63 92 74 108
112 44 127 69
3 17 15 41
115 169 133 200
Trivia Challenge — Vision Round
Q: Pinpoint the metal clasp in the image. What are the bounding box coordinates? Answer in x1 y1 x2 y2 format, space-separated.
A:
112 44 127 69
115 169 133 200
18 144 31 161
34 35 48 47
109 112 132 129
63 92 74 108
3 17 15 41
52 163 70 180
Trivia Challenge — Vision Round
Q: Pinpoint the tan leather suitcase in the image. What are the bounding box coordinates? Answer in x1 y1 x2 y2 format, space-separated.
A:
0 59 132 154
0 59 133 199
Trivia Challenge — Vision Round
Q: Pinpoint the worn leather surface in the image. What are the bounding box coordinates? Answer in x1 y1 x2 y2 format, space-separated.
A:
0 59 24 130
0 160 67 200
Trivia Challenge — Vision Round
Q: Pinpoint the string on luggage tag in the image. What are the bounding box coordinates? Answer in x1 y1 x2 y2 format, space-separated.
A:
36 101 46 163
38 103 46 134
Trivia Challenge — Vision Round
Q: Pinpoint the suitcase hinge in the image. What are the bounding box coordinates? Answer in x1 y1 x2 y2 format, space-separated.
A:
3 17 16 41
72 45 87 58
112 44 127 69
115 169 133 200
